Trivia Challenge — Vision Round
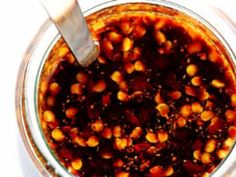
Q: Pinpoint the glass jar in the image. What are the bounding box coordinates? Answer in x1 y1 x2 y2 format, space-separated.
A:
15 0 236 176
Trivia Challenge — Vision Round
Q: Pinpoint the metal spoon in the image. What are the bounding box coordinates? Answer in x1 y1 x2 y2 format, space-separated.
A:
40 0 98 66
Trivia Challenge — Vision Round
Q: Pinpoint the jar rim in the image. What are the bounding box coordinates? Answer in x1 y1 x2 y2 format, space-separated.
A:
16 1 236 177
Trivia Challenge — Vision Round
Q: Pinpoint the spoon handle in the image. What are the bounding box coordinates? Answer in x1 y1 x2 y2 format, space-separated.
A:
40 0 98 66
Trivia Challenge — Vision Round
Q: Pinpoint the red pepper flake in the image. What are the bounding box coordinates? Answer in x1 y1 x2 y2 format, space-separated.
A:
134 143 151 152
228 126 236 138
184 161 204 174
125 110 141 126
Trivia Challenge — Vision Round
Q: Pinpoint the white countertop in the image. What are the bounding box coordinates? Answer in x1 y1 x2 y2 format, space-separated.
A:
0 0 235 176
